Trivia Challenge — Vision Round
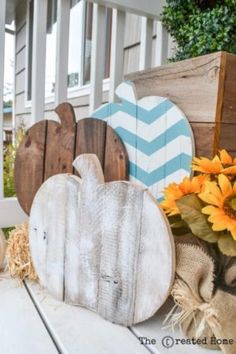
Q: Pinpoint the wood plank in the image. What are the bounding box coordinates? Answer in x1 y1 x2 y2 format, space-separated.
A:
104 125 128 181
14 121 47 214
89 4 107 113
31 0 48 124
75 118 107 170
44 103 76 180
132 298 221 354
0 198 28 228
55 0 70 105
109 9 125 102
88 0 165 19
29 154 175 325
222 53 236 124
0 273 58 354
15 104 128 214
126 52 222 124
0 0 6 198
139 17 153 70
26 281 150 354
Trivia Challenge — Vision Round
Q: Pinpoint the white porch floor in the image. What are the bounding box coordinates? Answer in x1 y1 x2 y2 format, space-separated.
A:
0 272 219 354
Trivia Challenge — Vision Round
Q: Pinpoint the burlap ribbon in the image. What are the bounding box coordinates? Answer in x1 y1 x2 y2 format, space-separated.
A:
167 238 236 354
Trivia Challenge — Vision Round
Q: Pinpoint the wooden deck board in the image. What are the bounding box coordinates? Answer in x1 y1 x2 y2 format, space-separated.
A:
0 273 58 354
25 281 150 354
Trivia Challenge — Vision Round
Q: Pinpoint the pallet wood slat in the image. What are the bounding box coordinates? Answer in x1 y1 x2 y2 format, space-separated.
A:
15 103 128 215
29 154 175 326
126 51 236 158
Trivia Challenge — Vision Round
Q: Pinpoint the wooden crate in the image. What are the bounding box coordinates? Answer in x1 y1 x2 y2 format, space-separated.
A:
126 51 236 158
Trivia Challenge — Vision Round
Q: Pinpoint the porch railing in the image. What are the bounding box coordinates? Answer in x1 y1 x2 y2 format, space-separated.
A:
0 0 169 228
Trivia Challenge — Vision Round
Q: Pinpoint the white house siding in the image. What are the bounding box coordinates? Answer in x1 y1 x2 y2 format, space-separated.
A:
14 1 162 129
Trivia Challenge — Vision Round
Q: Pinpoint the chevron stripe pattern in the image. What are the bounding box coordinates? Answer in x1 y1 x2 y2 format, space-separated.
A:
92 81 195 201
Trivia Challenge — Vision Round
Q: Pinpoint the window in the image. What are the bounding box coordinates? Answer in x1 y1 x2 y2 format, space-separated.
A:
26 0 112 103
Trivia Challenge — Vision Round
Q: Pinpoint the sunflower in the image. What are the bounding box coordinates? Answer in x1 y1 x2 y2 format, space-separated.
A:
192 150 236 175
199 174 236 240
161 175 207 216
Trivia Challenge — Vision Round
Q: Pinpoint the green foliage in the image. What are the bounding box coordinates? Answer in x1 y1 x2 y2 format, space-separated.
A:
3 127 25 237
176 194 219 243
162 0 236 61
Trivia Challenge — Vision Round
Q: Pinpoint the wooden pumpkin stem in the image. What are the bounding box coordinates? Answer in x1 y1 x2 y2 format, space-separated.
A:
73 154 105 186
55 103 76 129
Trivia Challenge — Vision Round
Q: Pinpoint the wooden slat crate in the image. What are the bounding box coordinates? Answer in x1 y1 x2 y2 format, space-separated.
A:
127 51 236 158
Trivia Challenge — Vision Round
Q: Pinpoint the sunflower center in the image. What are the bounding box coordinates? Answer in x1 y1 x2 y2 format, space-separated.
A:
223 195 236 219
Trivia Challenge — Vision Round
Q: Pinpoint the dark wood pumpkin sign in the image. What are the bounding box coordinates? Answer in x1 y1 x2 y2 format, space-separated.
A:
29 154 175 326
14 103 128 214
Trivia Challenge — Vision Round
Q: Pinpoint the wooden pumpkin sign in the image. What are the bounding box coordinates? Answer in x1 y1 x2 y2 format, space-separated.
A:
15 103 128 215
92 81 195 202
29 154 175 326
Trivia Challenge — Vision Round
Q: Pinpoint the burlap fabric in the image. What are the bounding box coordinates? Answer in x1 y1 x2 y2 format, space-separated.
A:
170 238 236 354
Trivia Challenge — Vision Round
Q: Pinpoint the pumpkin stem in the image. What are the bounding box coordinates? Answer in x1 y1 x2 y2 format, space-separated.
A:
73 154 105 186
55 103 76 129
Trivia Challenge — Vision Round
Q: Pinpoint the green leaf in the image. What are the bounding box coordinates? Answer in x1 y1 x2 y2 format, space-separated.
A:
218 233 236 257
176 194 219 243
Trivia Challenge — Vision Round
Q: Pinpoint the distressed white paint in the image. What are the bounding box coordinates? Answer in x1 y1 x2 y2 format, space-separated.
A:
89 4 107 113
29 154 175 326
0 273 58 354
0 0 6 198
0 197 28 228
55 0 70 105
139 17 153 70
88 0 166 19
155 21 169 66
31 0 48 124
109 9 125 102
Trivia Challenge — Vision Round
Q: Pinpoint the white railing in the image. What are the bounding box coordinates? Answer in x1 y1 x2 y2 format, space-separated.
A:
0 0 169 228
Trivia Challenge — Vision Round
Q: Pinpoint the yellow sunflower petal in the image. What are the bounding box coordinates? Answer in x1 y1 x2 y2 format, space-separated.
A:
202 205 220 215
221 166 236 175
219 149 233 164
218 174 232 197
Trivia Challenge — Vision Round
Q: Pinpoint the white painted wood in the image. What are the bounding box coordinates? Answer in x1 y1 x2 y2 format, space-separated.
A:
0 0 6 199
155 21 169 66
29 154 175 326
132 298 219 354
0 273 58 354
29 174 81 300
109 9 125 102
25 280 150 354
31 0 48 125
139 17 153 71
88 0 166 19
55 0 70 105
89 4 107 114
0 197 28 228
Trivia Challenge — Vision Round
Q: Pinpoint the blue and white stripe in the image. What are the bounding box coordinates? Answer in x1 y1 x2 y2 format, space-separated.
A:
92 81 195 201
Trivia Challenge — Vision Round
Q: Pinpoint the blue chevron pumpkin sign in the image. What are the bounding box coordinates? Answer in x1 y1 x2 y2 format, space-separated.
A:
92 81 195 201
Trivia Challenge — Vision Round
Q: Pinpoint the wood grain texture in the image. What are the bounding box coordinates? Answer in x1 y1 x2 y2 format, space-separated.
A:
29 154 175 326
126 51 236 158
44 103 76 180
14 121 47 214
15 103 128 215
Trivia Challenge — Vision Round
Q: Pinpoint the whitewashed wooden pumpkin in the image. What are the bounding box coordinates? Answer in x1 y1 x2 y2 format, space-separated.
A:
0 229 6 270
29 154 175 326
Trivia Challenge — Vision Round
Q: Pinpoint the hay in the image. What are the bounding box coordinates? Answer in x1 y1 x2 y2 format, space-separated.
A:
6 222 38 282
